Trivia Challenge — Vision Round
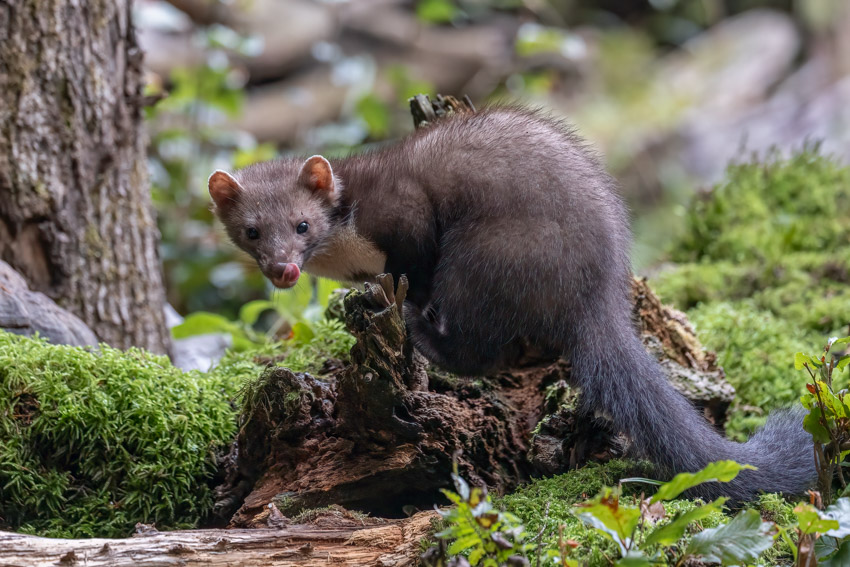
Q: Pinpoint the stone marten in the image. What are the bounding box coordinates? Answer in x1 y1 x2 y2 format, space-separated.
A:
209 106 815 501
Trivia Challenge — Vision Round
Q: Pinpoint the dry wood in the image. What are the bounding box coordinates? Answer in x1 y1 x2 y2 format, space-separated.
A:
0 510 438 567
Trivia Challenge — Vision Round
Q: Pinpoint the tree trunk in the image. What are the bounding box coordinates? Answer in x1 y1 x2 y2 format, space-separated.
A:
0 0 170 353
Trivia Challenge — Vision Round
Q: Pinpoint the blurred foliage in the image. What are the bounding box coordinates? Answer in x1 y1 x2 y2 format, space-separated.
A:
145 28 276 318
672 149 850 264
145 0 848 317
653 149 850 439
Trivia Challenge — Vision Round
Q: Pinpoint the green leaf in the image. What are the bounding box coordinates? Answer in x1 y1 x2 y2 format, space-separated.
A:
685 509 776 565
832 337 850 346
579 513 629 556
837 355 850 372
821 539 850 566
804 407 835 444
796 352 812 370
795 503 840 535
448 533 481 555
651 461 755 502
238 300 277 326
616 550 652 567
823 498 850 540
171 312 240 338
416 0 457 24
291 321 315 344
576 488 640 554
644 498 727 546
355 94 390 138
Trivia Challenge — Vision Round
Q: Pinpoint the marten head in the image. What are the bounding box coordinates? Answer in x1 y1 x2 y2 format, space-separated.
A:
209 156 339 289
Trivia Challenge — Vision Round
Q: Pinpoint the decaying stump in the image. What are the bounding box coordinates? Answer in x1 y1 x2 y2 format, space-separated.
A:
218 270 733 527
527 277 734 475
223 275 539 526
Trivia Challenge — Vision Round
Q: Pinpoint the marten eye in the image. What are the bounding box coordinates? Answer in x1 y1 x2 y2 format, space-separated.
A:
296 222 309 235
246 227 260 240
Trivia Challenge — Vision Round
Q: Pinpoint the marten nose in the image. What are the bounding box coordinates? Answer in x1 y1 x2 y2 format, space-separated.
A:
270 262 301 289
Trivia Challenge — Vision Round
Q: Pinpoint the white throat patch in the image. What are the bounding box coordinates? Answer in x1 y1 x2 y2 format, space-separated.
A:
303 223 386 283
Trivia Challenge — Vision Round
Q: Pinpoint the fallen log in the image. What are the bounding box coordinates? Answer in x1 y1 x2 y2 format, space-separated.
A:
0 509 438 567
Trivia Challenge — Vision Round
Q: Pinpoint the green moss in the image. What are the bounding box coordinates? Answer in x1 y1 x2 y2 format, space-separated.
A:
754 493 798 564
276 318 356 373
685 301 815 439
0 331 257 538
498 461 646 565
672 149 850 264
651 151 850 440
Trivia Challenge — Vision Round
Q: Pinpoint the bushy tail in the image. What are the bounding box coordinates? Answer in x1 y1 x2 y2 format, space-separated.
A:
571 324 816 502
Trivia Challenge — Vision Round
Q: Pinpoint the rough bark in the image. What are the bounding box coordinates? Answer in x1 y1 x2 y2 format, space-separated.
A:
220 275 541 526
0 510 438 567
0 0 170 353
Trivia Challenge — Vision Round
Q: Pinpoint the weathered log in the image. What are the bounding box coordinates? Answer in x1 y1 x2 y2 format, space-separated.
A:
0 509 438 567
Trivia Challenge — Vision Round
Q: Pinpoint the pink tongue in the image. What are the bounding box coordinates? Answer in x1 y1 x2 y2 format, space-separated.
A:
283 263 300 284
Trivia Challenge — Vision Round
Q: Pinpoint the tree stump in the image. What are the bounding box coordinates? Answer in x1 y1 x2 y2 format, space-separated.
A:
218 272 733 527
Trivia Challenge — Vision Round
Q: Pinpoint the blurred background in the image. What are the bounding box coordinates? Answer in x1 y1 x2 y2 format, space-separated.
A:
136 0 850 318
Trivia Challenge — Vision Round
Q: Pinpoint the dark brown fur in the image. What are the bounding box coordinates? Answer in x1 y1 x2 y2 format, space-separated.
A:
211 106 816 501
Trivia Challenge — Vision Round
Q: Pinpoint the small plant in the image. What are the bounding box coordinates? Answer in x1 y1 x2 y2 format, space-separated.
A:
796 335 850 504
785 497 850 566
426 461 811 566
579 461 774 566
424 464 532 567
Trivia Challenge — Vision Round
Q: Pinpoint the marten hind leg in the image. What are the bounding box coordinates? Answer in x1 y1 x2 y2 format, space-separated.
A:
403 302 509 375
403 300 523 376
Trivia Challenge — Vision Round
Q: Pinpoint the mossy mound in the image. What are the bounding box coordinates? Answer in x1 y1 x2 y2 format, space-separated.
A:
499 461 798 566
672 149 850 265
652 149 850 438
0 331 252 538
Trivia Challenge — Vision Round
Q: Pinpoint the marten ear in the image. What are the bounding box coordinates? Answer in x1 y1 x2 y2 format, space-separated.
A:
298 155 335 196
208 170 242 213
